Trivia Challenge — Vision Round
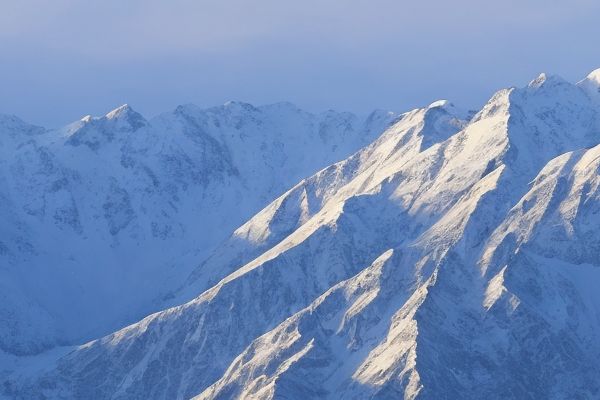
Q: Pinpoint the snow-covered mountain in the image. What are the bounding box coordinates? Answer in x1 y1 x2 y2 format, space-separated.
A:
4 68 600 400
0 102 395 356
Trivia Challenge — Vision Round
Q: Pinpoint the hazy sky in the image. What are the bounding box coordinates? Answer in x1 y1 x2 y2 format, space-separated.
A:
1 0 599 127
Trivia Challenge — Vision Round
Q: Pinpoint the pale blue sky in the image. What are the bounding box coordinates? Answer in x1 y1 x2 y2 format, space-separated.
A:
1 0 599 126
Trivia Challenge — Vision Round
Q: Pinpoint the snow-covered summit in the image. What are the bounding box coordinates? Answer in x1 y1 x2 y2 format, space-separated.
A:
104 104 147 128
527 72 569 89
581 67 600 85
61 104 148 150
105 103 131 119
578 67 600 101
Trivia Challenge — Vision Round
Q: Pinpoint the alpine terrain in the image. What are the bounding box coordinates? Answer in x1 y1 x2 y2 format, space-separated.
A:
0 102 394 355
2 68 600 399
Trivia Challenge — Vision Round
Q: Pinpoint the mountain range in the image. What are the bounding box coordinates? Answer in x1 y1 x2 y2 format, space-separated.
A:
2 68 600 399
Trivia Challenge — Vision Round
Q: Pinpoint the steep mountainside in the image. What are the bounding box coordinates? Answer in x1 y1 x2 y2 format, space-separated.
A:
4 69 600 400
0 102 394 356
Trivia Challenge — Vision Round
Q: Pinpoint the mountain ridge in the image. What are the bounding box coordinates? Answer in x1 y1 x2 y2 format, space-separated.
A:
3 69 600 399
0 101 396 357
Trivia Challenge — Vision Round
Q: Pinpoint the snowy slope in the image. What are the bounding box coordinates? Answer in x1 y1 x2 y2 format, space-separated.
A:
0 102 395 356
4 68 600 400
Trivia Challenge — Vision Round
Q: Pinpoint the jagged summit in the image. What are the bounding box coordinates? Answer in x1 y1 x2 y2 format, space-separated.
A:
578 67 600 100
527 72 547 88
527 72 567 88
426 98 470 123
428 99 451 108
63 104 148 149
103 103 147 130
583 67 600 84
462 70 600 180
105 103 131 119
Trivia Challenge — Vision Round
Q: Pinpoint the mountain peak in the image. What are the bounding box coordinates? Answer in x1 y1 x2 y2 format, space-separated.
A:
426 99 470 122
577 67 600 100
527 72 567 89
64 104 147 149
585 67 600 83
428 99 450 109
528 72 549 88
103 104 147 131
105 104 133 119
